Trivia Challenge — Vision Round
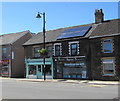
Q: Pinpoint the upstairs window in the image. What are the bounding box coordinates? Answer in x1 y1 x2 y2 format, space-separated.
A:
46 45 53 57
102 58 115 76
54 43 62 56
34 47 40 58
71 43 77 55
2 48 7 58
102 39 113 53
69 41 79 56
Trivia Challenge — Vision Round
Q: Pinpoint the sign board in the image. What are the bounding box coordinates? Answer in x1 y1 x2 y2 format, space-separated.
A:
0 60 9 64
64 62 85 67
12 52 14 59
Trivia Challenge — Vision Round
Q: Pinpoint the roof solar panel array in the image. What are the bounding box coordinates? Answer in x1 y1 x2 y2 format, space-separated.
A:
56 26 92 40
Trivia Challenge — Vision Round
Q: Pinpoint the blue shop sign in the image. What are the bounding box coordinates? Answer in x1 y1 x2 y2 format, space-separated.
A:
64 62 84 67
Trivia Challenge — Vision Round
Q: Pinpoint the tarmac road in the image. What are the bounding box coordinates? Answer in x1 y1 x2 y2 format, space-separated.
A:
1 79 119 100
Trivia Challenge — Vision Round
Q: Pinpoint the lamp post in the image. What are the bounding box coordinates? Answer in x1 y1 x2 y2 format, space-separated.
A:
36 12 46 80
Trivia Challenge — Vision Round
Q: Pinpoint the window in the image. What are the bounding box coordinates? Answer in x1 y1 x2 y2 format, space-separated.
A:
34 47 40 58
55 45 61 56
69 41 79 56
102 58 115 76
29 65 36 75
103 39 113 53
54 43 62 56
42 65 52 75
71 43 78 55
46 46 53 57
2 64 9 74
2 48 7 58
56 59 86 79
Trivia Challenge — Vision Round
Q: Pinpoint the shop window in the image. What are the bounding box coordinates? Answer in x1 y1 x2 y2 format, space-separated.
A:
102 58 115 76
42 65 52 75
2 64 9 75
54 43 62 56
57 60 87 79
29 65 36 75
69 41 79 56
56 62 63 78
102 39 113 53
34 47 40 58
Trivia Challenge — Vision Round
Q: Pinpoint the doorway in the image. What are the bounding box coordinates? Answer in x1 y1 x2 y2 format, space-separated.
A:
28 65 37 79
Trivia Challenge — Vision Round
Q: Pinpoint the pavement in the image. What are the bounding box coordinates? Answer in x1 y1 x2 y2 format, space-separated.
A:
0 77 119 85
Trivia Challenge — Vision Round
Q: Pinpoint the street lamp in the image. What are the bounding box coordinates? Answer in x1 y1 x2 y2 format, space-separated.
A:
36 12 46 80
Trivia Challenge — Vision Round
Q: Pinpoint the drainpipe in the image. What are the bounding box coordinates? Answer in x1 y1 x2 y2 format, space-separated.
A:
88 39 93 80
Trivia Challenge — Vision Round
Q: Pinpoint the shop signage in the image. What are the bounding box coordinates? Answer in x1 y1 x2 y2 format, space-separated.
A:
0 60 9 63
64 62 84 67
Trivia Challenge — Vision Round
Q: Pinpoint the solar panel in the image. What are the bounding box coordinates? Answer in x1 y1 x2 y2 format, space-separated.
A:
57 26 92 40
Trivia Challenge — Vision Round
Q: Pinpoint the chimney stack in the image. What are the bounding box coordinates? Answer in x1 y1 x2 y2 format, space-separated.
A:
95 9 104 24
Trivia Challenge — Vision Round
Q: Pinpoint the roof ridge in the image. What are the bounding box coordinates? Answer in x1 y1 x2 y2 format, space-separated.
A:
0 30 31 45
37 19 120 34
37 23 94 34
1 30 30 36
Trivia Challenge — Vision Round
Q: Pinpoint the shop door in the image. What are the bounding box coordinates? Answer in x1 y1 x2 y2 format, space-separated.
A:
2 64 9 77
28 65 37 79
37 65 42 79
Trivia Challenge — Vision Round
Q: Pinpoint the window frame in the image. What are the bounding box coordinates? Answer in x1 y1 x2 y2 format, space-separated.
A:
102 39 113 53
54 43 62 56
69 41 79 56
102 58 115 76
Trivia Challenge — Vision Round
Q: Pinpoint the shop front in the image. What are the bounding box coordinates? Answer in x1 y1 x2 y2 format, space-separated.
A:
25 58 54 79
54 56 87 79
0 59 9 77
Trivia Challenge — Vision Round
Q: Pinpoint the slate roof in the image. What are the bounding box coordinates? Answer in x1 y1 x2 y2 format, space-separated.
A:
23 23 95 46
23 18 120 46
0 30 31 45
90 19 120 38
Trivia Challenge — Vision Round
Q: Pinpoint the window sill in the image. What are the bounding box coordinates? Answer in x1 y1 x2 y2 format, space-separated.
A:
103 52 113 54
69 55 78 56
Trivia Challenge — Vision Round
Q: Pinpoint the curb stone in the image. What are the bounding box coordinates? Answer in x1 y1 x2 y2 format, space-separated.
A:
1 77 119 85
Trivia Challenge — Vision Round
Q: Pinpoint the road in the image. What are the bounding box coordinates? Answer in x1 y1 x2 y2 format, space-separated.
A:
0 79 119 99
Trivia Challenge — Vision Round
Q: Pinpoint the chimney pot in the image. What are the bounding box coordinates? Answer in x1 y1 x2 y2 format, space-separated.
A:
95 9 104 24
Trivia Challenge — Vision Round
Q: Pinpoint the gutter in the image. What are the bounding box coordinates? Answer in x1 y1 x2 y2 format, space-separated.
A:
89 33 120 39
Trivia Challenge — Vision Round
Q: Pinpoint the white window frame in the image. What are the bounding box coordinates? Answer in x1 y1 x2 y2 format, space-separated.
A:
102 58 115 76
102 39 113 53
69 41 79 56
54 43 62 56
